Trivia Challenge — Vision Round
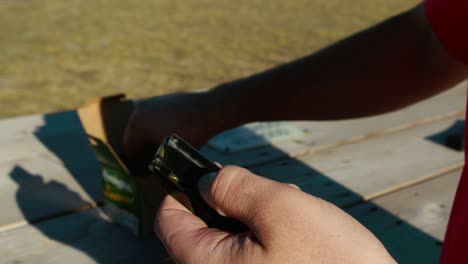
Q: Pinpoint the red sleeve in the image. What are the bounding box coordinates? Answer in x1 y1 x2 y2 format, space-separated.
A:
425 0 468 65
425 2 468 263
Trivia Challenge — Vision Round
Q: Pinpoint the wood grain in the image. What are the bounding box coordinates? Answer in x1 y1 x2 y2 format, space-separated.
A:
0 156 102 228
0 208 169 264
254 117 463 203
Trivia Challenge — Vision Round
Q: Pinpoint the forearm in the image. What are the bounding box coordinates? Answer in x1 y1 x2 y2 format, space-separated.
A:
203 4 468 130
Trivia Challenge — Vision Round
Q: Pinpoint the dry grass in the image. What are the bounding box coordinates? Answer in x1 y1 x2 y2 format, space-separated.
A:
0 0 417 118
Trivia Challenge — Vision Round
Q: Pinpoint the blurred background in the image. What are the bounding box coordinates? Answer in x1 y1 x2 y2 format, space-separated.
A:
0 0 417 119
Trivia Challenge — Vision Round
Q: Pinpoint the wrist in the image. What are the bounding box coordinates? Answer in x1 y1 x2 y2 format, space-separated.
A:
198 83 252 133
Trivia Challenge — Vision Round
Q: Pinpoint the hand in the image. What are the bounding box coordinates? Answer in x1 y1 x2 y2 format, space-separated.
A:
122 92 222 172
155 165 396 264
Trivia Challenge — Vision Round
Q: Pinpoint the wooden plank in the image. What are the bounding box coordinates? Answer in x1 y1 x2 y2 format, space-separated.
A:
372 170 460 241
253 117 464 207
0 208 169 264
0 176 452 264
201 81 466 166
0 110 83 139
287 81 467 154
0 130 98 167
0 204 442 264
250 159 364 208
0 155 102 228
0 112 104 228
2 119 460 263
346 202 442 264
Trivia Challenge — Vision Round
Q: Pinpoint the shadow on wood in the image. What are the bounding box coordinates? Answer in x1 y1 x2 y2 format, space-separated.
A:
426 119 465 152
9 165 170 263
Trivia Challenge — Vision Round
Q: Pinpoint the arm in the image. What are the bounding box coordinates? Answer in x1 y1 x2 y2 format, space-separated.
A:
204 4 468 129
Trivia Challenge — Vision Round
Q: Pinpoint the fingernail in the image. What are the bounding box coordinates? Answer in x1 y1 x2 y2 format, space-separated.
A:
198 172 217 194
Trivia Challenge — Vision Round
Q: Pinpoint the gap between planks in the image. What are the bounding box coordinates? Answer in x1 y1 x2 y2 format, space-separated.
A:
0 202 102 233
364 162 464 201
2 163 461 234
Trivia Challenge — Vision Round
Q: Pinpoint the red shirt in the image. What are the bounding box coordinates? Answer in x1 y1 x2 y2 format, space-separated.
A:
425 0 468 263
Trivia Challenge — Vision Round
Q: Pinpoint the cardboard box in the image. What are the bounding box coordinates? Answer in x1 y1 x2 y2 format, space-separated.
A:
77 94 164 237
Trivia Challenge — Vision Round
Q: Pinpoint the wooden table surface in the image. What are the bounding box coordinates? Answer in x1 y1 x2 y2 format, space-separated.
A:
0 82 466 263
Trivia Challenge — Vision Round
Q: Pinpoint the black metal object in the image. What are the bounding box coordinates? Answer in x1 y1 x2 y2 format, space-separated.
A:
149 134 249 233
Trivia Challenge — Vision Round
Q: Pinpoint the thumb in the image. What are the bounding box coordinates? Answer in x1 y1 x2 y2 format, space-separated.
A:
155 194 229 263
155 194 207 245
198 165 297 247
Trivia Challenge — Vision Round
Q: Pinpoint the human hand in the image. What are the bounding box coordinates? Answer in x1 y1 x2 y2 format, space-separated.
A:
122 92 223 173
155 165 396 264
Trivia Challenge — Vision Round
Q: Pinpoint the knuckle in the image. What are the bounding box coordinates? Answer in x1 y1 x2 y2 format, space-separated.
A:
210 165 247 205
218 165 248 178
256 185 303 220
287 183 301 190
255 184 294 212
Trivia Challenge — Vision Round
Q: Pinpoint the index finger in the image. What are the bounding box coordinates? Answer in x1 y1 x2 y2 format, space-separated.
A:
155 194 207 245
155 194 231 264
